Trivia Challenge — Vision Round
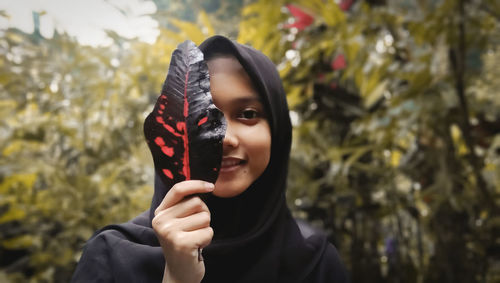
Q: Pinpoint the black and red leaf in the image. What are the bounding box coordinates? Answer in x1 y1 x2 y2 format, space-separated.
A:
144 40 227 187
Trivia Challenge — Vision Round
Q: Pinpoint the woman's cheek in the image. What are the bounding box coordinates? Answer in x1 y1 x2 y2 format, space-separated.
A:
249 123 271 171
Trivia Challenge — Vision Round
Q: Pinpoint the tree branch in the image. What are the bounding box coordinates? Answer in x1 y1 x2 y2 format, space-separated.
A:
451 0 496 210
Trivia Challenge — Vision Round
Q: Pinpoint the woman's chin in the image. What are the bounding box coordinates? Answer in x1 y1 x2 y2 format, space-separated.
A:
212 179 248 198
212 187 242 198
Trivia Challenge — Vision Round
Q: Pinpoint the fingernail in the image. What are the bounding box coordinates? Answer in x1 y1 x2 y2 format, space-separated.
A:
205 183 215 191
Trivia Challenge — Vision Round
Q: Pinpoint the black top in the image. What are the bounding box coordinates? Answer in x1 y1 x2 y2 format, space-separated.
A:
71 35 348 283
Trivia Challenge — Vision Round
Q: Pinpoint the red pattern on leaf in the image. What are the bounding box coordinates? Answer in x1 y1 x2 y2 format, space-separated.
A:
156 116 182 137
163 169 174 179
155 137 174 157
198 116 208 126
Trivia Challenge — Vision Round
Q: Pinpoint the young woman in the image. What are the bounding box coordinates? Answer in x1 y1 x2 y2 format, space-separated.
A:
72 35 348 283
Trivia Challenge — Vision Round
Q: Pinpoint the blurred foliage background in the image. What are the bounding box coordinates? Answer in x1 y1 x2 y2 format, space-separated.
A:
1 0 499 282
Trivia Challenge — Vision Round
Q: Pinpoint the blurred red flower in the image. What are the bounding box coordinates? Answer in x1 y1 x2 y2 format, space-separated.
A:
284 4 314 31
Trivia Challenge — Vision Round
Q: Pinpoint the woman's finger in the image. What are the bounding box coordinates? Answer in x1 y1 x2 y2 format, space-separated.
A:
153 210 210 235
175 211 211 232
155 180 214 215
158 196 209 219
179 227 214 250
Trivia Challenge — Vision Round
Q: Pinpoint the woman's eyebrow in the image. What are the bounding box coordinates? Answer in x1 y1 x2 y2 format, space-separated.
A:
230 96 262 104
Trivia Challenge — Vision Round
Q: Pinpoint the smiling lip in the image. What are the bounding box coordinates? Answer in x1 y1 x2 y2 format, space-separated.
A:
220 157 245 173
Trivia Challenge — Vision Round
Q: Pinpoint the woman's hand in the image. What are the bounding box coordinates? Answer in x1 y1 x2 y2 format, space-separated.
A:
152 180 215 283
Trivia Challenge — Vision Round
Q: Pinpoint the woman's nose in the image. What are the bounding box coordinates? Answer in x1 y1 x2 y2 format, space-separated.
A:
223 124 239 149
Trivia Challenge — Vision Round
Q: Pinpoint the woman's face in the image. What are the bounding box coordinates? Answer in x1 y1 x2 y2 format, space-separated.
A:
207 56 271 198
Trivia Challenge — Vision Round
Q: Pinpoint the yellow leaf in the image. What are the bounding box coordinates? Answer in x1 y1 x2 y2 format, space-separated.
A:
0 173 37 193
1 140 43 156
345 40 361 63
6 31 23 43
0 99 17 108
342 146 373 175
31 251 51 264
278 61 293 78
364 79 388 108
54 248 74 265
0 10 11 19
298 0 345 26
450 124 468 155
286 85 304 109
197 11 214 37
241 2 261 16
169 19 205 45
360 69 380 98
1 235 33 249
261 35 281 58
484 162 495 171
2 140 23 156
391 150 402 167
0 207 26 223
480 210 488 219
129 87 140 99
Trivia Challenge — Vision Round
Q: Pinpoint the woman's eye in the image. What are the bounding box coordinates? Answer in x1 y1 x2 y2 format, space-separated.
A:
239 109 259 120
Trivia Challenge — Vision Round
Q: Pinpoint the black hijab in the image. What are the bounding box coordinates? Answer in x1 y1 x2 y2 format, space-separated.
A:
72 35 348 283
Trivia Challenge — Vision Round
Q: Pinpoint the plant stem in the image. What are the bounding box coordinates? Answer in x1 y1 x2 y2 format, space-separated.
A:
452 0 495 210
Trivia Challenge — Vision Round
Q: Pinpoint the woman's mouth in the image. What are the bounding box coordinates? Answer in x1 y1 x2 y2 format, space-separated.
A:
220 157 245 173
